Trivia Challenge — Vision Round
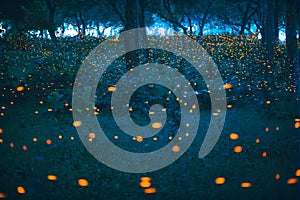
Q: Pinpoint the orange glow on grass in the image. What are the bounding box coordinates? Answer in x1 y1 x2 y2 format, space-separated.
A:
241 182 251 188
73 121 82 127
172 145 180 152
144 188 156 194
78 179 88 187
262 152 267 157
215 177 226 185
141 177 151 182
108 86 116 92
46 139 52 145
230 133 239 140
22 145 27 151
17 186 26 194
234 146 242 153
296 169 300 177
224 83 232 89
0 128 3 134
140 180 151 188
0 193 6 198
16 86 24 92
287 178 298 184
47 175 57 181
152 122 162 129
275 174 280 180
136 136 143 142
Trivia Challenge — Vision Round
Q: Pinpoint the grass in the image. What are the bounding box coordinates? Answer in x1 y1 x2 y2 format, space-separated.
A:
0 35 299 199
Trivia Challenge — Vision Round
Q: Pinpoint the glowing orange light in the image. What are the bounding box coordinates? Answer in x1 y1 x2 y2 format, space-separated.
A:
266 100 271 104
17 186 26 194
172 145 180 152
141 177 151 182
275 127 279 131
0 128 3 134
16 86 24 92
296 169 300 177
224 83 232 89
33 138 37 142
262 152 267 157
47 175 57 181
275 174 280 180
234 146 242 153
73 121 82 127
295 122 300 129
255 138 260 144
144 188 156 194
136 136 143 142
78 179 88 187
230 133 239 140
10 142 14 148
287 178 298 184
89 133 96 139
46 139 52 145
215 177 226 185
48 108 53 112
0 139 3 143
22 145 27 151
152 122 162 129
0 193 6 198
140 181 151 188
241 182 251 188
108 86 116 92
265 127 269 132
227 104 232 108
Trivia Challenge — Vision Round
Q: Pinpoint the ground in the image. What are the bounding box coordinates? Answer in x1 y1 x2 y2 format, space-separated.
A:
0 35 299 199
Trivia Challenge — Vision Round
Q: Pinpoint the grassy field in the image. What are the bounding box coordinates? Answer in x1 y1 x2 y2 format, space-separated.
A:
0 35 299 199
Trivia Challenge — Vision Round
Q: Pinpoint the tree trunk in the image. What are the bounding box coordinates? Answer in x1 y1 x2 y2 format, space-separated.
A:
45 0 61 54
79 10 86 36
286 0 297 67
124 0 145 68
265 0 275 61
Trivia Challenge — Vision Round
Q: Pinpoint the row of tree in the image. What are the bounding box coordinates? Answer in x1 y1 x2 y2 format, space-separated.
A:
0 0 299 61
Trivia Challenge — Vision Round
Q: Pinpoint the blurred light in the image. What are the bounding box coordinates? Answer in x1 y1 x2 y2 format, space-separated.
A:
17 186 26 194
152 122 162 129
48 175 57 181
230 133 239 140
73 121 82 127
16 86 24 92
0 193 6 198
172 146 180 152
78 179 88 187
287 178 298 184
144 188 156 194
296 169 300 177
234 146 242 153
215 177 226 185
241 182 251 188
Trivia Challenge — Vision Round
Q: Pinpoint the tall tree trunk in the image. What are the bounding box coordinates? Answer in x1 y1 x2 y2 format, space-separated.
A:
79 10 86 36
286 0 297 67
265 0 275 61
124 0 145 68
45 0 61 54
